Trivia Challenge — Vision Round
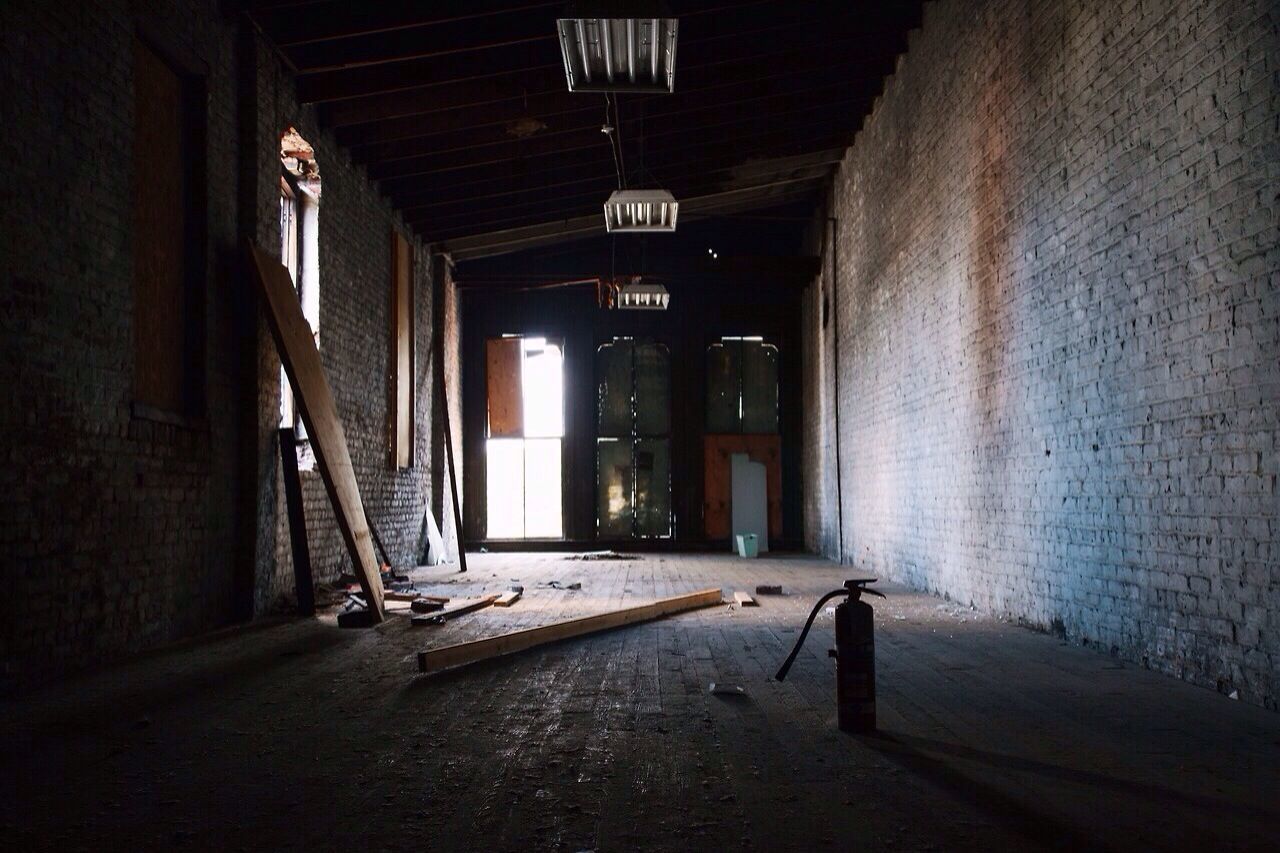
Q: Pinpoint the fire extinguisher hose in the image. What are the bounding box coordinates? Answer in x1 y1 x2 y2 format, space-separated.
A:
774 588 850 682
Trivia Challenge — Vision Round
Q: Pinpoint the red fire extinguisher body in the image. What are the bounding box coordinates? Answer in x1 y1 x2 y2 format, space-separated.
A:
775 578 883 733
833 597 876 732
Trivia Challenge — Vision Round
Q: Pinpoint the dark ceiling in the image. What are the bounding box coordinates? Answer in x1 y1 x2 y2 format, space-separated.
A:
244 0 924 262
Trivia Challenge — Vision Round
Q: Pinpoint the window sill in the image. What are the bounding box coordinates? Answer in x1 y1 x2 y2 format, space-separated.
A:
131 401 208 432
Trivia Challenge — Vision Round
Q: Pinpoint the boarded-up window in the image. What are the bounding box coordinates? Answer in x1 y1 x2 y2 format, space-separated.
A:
133 37 200 414
486 337 524 437
389 231 414 468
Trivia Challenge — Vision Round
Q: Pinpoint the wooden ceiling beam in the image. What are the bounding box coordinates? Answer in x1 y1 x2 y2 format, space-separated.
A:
389 147 844 210
454 259 822 289
288 0 789 75
294 10 904 103
261 2 560 49
365 96 869 182
347 74 877 158
418 171 827 239
430 180 823 260
412 180 826 242
402 162 835 230
285 7 557 75
320 30 900 128
332 53 892 147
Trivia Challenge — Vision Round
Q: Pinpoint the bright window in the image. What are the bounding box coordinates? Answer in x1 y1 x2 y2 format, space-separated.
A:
485 337 565 539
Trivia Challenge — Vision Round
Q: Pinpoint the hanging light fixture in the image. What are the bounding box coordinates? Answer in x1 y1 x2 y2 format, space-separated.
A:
617 281 670 310
557 3 678 93
603 189 678 232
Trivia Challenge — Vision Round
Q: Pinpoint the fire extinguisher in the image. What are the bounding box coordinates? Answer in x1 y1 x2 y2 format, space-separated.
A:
775 578 885 732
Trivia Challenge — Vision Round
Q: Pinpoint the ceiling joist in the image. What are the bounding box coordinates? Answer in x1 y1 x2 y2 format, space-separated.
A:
431 177 827 260
239 0 925 261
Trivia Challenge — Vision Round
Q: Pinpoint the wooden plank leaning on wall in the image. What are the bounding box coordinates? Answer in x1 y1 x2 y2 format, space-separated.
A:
247 243 386 621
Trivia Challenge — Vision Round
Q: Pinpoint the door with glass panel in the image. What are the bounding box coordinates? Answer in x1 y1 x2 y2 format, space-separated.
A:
485 336 564 539
596 338 672 538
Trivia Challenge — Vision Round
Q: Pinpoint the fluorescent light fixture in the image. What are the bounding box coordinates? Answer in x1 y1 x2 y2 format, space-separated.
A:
604 189 678 232
617 282 670 310
557 3 678 93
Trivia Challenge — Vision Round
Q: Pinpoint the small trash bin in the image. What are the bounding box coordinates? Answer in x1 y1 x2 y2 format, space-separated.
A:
735 533 759 558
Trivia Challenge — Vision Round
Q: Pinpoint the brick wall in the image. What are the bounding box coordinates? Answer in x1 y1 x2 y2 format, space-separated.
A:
0 0 245 682
803 0 1279 708
801 230 841 559
0 0 443 685
252 45 439 606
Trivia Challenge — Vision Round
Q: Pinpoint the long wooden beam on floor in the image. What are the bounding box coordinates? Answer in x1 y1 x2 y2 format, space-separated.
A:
416 588 724 674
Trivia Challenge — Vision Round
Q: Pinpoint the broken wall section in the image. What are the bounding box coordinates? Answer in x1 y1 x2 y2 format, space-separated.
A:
246 23 441 612
805 0 1279 707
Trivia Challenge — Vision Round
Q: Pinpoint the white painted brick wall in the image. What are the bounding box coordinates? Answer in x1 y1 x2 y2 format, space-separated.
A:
804 0 1279 708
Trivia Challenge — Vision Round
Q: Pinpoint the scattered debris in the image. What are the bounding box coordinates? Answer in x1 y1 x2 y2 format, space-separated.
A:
313 582 348 608
411 595 499 626
493 589 522 607
733 591 758 607
755 585 783 596
563 551 641 561
708 682 746 696
338 608 376 629
541 581 582 591
411 599 444 614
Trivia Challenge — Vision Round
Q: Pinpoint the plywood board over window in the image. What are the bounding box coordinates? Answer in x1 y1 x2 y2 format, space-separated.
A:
133 34 203 417
486 337 523 437
389 230 414 468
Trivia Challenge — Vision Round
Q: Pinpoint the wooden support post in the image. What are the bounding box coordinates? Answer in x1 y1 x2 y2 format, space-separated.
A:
436 290 467 574
417 588 723 674
278 427 314 617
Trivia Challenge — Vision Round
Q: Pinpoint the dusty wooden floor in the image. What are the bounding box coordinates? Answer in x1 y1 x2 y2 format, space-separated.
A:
2 552 1277 851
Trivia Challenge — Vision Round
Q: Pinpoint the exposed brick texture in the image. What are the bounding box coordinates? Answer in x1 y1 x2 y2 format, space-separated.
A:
0 0 443 685
252 50 440 610
801 254 841 560
0 0 245 683
802 0 1279 708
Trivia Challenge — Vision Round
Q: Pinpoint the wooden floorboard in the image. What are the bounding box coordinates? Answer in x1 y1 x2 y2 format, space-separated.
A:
1 552 1276 851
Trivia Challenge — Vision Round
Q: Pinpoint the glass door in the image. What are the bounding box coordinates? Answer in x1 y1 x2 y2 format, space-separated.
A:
595 338 672 538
